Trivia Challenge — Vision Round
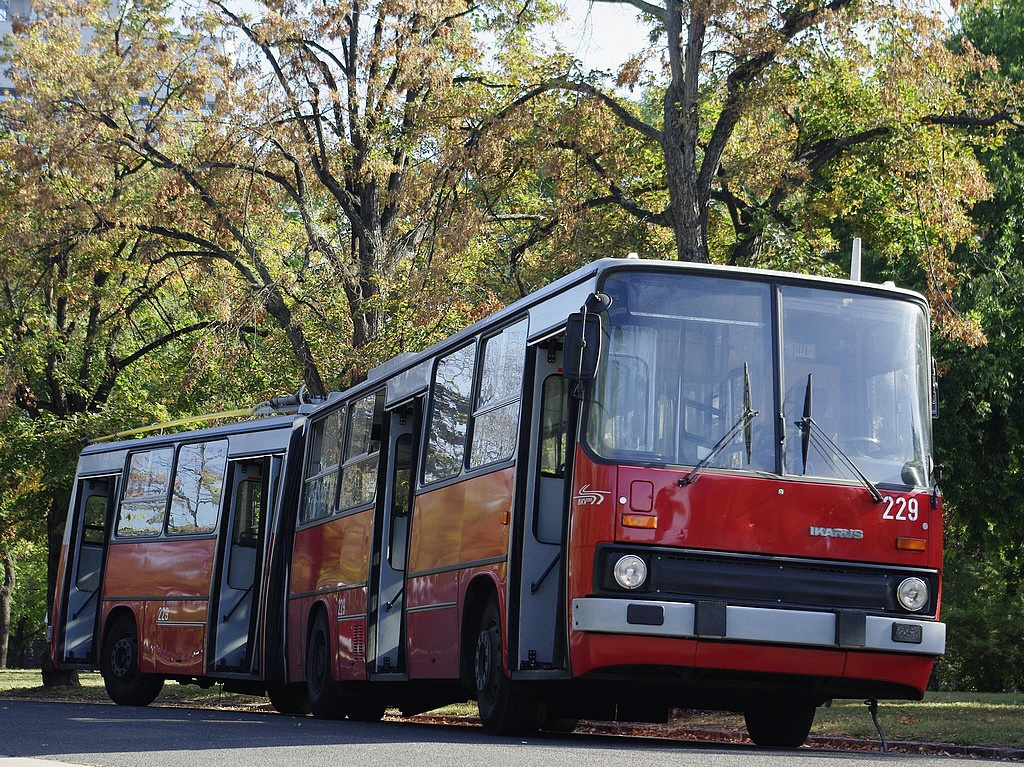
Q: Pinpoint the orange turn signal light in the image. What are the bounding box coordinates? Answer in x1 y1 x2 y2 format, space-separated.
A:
621 514 657 529
896 537 927 552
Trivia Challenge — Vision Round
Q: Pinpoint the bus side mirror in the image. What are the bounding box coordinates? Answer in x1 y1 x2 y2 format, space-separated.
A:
564 311 602 382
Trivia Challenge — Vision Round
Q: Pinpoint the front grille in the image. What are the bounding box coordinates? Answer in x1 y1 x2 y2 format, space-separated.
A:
596 546 938 618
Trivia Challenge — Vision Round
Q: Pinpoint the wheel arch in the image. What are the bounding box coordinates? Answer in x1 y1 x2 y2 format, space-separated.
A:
459 573 502 688
101 605 139 650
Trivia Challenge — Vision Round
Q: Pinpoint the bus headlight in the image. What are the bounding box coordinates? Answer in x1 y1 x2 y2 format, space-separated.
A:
613 555 648 590
897 577 928 612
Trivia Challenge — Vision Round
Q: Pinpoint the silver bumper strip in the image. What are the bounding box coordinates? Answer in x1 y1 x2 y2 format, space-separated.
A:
571 597 945 656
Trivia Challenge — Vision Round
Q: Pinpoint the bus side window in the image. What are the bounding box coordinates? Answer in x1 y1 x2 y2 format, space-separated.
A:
540 375 569 478
76 491 109 591
470 320 528 469
300 408 344 523
117 447 174 537
423 343 476 484
167 440 228 535
232 476 262 548
339 390 385 509
82 493 107 544
388 432 413 569
228 465 263 591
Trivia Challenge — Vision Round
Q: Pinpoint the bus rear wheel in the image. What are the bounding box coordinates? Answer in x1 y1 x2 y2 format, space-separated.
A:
100 614 163 706
474 599 539 736
744 700 816 748
306 611 345 719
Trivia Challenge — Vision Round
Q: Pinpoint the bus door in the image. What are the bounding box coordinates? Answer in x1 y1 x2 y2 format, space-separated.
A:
370 399 420 675
516 343 570 672
211 456 278 674
57 475 116 665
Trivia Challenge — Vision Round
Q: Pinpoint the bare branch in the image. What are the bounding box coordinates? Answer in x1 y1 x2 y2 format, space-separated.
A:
473 77 662 148
111 321 213 373
924 109 1024 130
592 0 666 23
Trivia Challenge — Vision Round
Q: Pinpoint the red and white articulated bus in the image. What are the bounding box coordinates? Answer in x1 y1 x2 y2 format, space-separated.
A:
50 258 944 747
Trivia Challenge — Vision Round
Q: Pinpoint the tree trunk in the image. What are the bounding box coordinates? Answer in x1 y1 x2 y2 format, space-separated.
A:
667 180 712 263
663 0 712 264
40 652 80 687
662 116 711 264
0 548 14 669
347 226 389 355
729 231 764 266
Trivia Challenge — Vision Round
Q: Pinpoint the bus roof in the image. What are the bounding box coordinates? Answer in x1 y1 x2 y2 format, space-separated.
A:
78 412 303 458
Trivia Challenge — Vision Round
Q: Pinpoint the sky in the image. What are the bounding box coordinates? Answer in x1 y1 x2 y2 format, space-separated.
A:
550 0 654 74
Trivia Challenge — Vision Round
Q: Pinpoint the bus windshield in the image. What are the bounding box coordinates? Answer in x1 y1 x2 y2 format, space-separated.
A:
586 271 933 488
780 285 932 487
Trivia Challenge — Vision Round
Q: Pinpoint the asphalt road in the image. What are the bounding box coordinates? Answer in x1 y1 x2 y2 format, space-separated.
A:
0 701 1009 767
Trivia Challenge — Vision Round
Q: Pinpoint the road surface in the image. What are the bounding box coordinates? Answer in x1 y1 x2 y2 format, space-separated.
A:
0 701 1007 767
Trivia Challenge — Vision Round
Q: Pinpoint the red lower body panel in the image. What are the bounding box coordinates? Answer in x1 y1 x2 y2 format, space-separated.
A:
571 631 932 700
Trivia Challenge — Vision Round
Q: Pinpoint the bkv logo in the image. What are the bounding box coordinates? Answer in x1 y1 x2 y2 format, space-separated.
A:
574 484 611 506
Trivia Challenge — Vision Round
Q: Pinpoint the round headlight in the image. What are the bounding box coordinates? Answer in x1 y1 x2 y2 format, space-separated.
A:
613 555 648 590
897 577 928 612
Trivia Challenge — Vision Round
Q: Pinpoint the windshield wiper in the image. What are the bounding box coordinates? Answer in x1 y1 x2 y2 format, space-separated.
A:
795 373 884 504
680 363 759 487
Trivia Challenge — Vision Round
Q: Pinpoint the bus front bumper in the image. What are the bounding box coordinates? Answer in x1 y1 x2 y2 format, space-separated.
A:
571 597 945 656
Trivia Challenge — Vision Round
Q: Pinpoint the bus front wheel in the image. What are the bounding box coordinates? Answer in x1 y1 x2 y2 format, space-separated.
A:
474 599 538 735
305 611 345 719
100 614 163 706
744 701 816 748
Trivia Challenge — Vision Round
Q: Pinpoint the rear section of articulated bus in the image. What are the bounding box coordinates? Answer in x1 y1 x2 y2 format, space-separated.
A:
50 414 308 709
561 263 944 747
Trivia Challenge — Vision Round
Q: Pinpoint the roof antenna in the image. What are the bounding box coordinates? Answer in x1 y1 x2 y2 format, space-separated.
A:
850 237 862 282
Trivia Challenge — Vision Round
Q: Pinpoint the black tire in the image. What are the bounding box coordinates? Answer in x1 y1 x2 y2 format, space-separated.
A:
267 683 311 716
474 599 540 735
744 701 817 748
100 614 163 706
306 611 346 719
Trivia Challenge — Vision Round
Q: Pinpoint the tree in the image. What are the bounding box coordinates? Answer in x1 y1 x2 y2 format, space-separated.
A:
4 0 564 391
0 548 13 669
477 0 1019 331
922 0 1024 692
